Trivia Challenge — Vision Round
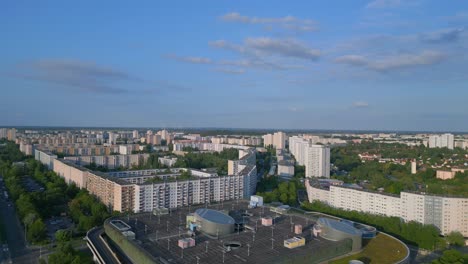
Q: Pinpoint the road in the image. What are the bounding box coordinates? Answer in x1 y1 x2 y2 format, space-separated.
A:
0 176 55 264
86 227 121 264
0 176 31 264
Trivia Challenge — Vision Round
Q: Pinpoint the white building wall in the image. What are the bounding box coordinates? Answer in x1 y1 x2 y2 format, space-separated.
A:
305 145 330 178
306 183 468 236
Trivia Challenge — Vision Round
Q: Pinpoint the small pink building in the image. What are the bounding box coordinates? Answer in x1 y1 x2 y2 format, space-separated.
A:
294 224 303 234
178 238 196 249
261 217 273 226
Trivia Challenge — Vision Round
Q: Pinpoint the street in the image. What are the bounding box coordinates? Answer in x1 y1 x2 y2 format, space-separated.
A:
0 176 44 264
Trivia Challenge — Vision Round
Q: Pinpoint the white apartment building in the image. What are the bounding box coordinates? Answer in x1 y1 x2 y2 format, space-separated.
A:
262 132 287 149
134 174 246 212
428 134 454 149
277 160 295 179
119 145 137 155
227 149 257 197
132 130 139 139
262 134 274 147
158 156 178 167
273 131 287 149
34 149 58 170
156 130 172 144
40 140 257 213
0 128 17 141
211 136 262 146
0 128 7 139
64 153 150 169
289 136 309 166
108 132 117 145
454 140 468 150
146 134 161 145
306 181 468 236
19 141 34 156
305 144 330 178
172 142 251 153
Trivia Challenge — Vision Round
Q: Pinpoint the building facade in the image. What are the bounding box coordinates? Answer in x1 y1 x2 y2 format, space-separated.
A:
305 144 330 178
428 134 454 149
64 153 150 169
306 181 468 236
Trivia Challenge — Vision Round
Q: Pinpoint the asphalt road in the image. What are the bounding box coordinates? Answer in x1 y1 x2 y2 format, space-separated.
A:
0 177 31 264
0 176 53 264
87 227 120 264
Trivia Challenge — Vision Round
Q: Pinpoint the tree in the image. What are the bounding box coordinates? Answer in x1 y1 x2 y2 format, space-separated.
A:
48 243 93 264
446 231 465 247
432 249 468 264
180 170 193 180
27 219 46 243
279 193 288 204
55 229 72 243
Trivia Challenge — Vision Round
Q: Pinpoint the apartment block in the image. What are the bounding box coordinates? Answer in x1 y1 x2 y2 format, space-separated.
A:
306 180 468 236
262 132 286 149
158 156 178 167
289 136 309 166
305 144 330 178
428 134 454 150
64 153 150 169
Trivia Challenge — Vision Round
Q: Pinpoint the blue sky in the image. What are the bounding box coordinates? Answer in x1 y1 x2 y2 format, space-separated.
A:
1 0 468 131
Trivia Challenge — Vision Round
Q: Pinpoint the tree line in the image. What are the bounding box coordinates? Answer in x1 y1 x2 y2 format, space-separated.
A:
174 148 239 175
0 140 113 247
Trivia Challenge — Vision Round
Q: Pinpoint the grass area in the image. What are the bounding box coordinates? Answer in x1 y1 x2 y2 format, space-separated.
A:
330 233 408 264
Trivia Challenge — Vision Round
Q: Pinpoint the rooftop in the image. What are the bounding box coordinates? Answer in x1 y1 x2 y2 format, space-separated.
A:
318 218 362 236
195 208 235 225
109 201 354 264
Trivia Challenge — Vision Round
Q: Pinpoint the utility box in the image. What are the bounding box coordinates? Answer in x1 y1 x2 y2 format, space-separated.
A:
250 195 264 208
122 231 136 240
294 224 303 234
284 237 305 249
178 238 196 249
261 217 273 226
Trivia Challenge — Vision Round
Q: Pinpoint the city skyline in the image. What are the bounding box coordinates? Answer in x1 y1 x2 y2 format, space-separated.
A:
1 1 468 131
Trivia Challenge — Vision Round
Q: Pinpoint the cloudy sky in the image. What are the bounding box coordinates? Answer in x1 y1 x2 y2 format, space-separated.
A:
1 1 468 131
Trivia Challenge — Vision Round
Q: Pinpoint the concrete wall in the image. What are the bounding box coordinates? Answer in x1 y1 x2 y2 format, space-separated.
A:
104 219 157 264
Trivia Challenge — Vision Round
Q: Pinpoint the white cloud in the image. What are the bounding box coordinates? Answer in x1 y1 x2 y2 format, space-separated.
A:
335 55 368 66
352 101 370 108
420 27 466 43
15 59 134 94
366 0 401 9
166 54 213 64
370 51 446 71
335 50 446 72
211 38 321 61
220 12 317 32
245 38 321 60
215 68 246 74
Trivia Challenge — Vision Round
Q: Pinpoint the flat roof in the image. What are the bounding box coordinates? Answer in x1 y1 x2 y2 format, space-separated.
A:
318 218 362 236
108 201 354 264
195 208 235 224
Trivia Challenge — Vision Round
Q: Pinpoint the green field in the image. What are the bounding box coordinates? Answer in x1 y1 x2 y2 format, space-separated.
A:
330 233 408 264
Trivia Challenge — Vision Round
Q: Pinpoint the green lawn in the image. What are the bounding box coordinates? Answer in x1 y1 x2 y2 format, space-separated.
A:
330 233 408 264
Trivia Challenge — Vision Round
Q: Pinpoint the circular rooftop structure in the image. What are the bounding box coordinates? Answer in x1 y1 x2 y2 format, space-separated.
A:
316 217 363 252
194 208 235 236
